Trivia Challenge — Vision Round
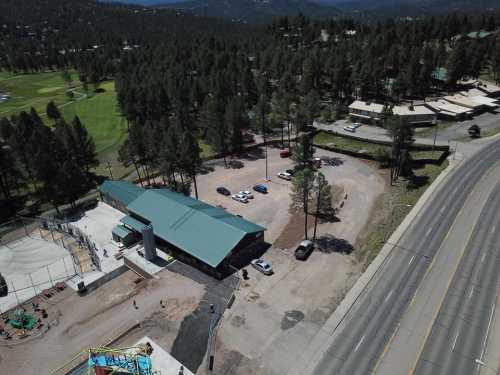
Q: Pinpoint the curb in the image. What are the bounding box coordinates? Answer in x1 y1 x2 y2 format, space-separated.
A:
290 155 462 375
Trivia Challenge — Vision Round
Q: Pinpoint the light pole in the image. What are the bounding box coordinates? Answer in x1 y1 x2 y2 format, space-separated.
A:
386 203 413 242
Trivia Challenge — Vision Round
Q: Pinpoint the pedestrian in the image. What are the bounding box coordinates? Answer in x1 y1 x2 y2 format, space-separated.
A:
133 300 137 309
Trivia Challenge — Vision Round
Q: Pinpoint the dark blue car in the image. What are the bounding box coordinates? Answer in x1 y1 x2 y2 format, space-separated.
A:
253 184 268 194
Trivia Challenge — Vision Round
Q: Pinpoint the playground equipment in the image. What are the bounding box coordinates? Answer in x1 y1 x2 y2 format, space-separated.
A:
8 308 37 330
87 343 154 375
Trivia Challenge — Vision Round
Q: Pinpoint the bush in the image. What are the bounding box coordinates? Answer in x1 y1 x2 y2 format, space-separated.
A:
374 147 392 167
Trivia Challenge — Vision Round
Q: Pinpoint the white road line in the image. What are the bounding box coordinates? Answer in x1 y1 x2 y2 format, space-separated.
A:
490 226 496 234
481 253 486 263
452 332 459 351
469 286 474 299
408 255 415 265
440 205 446 213
354 335 366 352
476 302 497 374
384 290 394 303
453 187 459 194
425 228 432 237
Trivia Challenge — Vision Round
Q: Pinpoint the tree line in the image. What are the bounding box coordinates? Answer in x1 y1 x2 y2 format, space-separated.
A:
0 102 98 216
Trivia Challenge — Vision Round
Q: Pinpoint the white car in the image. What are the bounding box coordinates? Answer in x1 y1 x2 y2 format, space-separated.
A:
239 190 254 199
277 171 292 181
232 193 249 203
251 259 273 275
352 122 362 129
343 125 356 133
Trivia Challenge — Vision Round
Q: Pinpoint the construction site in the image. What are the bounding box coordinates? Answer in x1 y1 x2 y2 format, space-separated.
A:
0 192 239 375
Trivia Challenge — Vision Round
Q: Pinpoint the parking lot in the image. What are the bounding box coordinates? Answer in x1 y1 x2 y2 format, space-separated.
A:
194 145 386 375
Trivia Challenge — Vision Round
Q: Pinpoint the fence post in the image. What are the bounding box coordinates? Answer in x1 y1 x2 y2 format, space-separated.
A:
28 273 37 296
12 281 20 306
47 265 54 287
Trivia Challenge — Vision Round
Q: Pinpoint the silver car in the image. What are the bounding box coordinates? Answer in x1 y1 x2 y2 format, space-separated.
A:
232 193 248 203
239 190 254 199
251 259 273 275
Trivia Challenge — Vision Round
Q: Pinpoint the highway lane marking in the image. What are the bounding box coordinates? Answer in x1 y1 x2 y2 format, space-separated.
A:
408 255 415 265
481 253 486 263
425 228 432 237
453 187 459 195
476 300 498 375
440 205 446 213
384 290 394 303
490 226 496 234
452 331 459 351
469 286 474 299
407 199 479 375
354 335 365 352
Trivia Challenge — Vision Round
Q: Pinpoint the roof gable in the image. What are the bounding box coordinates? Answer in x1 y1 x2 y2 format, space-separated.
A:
100 180 145 206
126 189 265 267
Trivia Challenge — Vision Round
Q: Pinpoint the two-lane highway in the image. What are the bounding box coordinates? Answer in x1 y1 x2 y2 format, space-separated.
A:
312 138 500 375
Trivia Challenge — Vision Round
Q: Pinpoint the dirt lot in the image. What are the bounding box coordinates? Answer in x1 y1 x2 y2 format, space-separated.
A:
0 267 214 375
194 146 386 375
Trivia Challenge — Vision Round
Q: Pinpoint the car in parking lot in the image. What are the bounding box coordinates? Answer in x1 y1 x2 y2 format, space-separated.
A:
251 259 273 275
216 186 231 196
343 125 356 133
280 149 291 158
239 190 254 199
352 122 361 129
295 240 314 260
253 184 268 194
277 171 292 180
232 193 249 203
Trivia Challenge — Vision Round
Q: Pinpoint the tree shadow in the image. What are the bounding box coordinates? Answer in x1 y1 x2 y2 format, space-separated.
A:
406 175 429 191
315 234 354 254
320 156 344 167
240 147 265 161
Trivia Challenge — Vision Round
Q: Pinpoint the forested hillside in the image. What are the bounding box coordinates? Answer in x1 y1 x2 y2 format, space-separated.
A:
1 0 500 218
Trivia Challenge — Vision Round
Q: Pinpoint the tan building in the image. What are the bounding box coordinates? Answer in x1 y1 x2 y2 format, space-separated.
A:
444 94 487 113
348 100 385 122
392 105 437 125
425 100 473 120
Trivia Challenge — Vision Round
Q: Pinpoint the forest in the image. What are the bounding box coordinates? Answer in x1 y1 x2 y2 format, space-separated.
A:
1 0 500 220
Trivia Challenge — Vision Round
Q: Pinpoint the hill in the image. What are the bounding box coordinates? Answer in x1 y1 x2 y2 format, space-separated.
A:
160 0 340 22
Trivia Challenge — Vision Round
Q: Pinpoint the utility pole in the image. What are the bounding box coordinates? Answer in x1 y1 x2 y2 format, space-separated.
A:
106 161 114 180
262 102 269 181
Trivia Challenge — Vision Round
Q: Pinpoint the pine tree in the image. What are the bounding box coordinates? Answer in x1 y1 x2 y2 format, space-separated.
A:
71 116 99 173
46 101 61 123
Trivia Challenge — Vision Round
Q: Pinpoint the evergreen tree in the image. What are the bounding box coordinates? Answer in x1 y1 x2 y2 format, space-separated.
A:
289 167 315 240
46 101 61 123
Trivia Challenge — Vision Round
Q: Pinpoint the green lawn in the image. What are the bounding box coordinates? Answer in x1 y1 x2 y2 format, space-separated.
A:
0 71 131 178
314 131 390 155
0 70 79 116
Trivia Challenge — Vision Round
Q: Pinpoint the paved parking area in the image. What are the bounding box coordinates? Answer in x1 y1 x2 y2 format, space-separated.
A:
194 145 386 375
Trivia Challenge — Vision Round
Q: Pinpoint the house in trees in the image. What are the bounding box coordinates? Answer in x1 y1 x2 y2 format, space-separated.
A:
349 101 437 125
425 99 473 121
348 101 384 123
99 180 266 279
444 94 488 114
392 105 437 126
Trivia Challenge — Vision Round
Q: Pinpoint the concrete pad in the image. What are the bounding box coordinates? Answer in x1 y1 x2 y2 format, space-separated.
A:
134 336 195 374
0 235 76 312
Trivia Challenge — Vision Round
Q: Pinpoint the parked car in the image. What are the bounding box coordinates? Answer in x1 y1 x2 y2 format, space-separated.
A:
351 122 362 129
343 125 356 133
280 149 291 158
239 190 254 199
216 187 231 196
232 193 249 203
253 184 268 194
285 168 295 176
251 259 273 275
295 240 314 260
277 171 292 180
468 124 481 138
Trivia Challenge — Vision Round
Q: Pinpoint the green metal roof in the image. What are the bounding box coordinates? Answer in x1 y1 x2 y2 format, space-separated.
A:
112 225 133 239
121 215 148 232
431 67 448 82
467 30 492 39
100 180 145 206
127 189 265 267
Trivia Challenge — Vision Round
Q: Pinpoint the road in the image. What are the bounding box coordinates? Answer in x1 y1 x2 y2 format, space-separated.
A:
311 137 500 375
410 182 500 375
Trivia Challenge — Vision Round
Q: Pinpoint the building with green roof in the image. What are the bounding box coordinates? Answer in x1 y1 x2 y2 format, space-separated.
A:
99 180 266 278
100 180 145 212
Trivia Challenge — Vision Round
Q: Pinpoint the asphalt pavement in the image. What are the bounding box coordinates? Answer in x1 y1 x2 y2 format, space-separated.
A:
310 137 500 375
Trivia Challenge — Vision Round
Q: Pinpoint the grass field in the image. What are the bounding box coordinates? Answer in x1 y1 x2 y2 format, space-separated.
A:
0 71 131 178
